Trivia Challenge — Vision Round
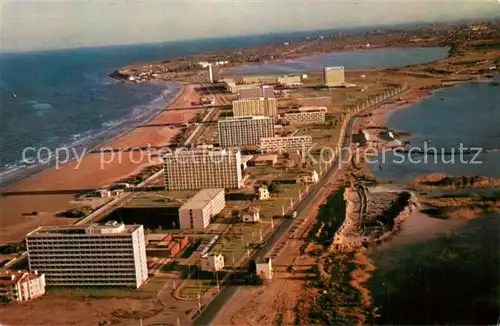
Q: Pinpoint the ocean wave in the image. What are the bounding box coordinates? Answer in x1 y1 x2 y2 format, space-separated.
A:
0 82 182 187
33 103 53 110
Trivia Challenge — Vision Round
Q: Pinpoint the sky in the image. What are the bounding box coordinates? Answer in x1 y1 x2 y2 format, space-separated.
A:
1 0 500 53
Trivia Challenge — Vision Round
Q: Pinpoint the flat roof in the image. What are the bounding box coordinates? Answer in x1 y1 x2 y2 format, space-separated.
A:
163 149 240 158
233 97 275 102
253 154 278 161
241 155 254 163
27 223 141 237
222 116 271 121
180 188 225 210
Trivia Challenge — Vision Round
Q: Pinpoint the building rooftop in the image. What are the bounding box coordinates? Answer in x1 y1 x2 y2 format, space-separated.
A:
222 116 271 121
0 270 41 286
163 148 240 158
180 188 225 210
241 155 254 164
243 206 260 214
252 154 278 162
27 222 142 237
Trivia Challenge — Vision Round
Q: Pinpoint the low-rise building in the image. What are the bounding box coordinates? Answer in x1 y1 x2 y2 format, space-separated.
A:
256 258 273 280
241 207 260 223
223 78 238 93
233 98 278 117
361 129 380 142
297 97 332 107
96 189 111 198
0 270 46 303
277 75 302 87
240 75 278 84
252 154 278 166
238 85 275 99
201 253 225 272
260 135 313 153
297 170 319 184
298 106 328 113
283 110 326 125
179 188 225 229
258 185 270 200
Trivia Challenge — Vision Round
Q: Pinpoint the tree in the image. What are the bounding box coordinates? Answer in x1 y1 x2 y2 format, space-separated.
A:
267 181 278 193
248 260 257 274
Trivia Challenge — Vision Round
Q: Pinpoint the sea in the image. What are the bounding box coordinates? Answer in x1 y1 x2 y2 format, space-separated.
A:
367 77 500 324
369 78 500 181
0 30 449 187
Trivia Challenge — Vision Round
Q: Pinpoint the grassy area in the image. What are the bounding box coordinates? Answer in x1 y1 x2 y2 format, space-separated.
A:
212 221 273 267
179 278 214 299
309 252 365 325
45 275 168 300
305 187 347 249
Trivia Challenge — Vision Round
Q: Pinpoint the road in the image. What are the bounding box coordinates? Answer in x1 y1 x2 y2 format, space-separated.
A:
193 87 411 325
193 115 358 326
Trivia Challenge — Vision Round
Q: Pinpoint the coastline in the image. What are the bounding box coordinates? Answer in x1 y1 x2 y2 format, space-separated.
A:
0 82 185 189
220 45 452 77
2 30 498 245
0 83 200 244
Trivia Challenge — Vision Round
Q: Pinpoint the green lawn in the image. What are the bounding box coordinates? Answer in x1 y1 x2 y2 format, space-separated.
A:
45 275 168 300
179 279 214 299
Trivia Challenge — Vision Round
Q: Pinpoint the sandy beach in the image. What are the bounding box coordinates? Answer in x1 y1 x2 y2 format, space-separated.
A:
0 84 202 244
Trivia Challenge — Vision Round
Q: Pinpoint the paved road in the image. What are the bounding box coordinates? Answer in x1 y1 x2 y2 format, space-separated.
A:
193 116 357 326
193 87 409 325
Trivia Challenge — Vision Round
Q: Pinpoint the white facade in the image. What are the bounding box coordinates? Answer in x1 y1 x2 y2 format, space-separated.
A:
232 98 278 117
0 271 46 303
324 66 345 87
260 136 313 153
298 97 332 107
241 208 260 223
258 185 270 200
208 64 214 83
283 110 326 125
201 253 225 272
218 116 275 147
179 189 225 229
298 106 328 113
163 149 243 190
298 170 319 184
277 75 302 87
26 222 148 288
256 258 273 280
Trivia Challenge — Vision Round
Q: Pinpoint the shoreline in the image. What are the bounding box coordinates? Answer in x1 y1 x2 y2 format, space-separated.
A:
220 45 452 77
0 82 185 189
2 30 498 244
0 83 201 244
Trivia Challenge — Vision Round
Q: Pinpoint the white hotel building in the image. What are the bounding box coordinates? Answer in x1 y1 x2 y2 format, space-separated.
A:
179 188 226 229
260 135 313 153
163 149 243 190
26 221 148 288
218 116 274 147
